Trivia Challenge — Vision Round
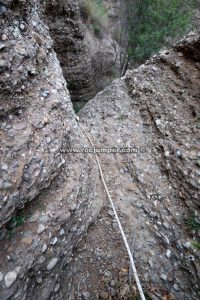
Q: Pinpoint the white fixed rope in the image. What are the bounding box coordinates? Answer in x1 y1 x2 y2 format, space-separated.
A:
78 122 146 300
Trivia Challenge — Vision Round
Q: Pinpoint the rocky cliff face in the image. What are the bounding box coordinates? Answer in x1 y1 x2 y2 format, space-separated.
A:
0 0 73 227
42 0 94 103
0 0 200 299
43 0 126 104
0 1 102 299
77 32 200 299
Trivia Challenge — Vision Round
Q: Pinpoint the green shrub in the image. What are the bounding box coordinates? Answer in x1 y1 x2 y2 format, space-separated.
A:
192 241 200 250
73 101 86 113
184 213 200 231
127 0 195 63
10 214 28 227
92 23 103 38
78 0 107 38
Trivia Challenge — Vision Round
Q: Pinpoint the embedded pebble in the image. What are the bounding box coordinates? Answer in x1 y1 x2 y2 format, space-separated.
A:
112 223 118 230
42 244 47 253
39 215 49 223
163 221 170 230
54 283 60 293
56 211 71 225
105 220 111 226
36 277 43 284
38 256 46 264
47 258 58 271
136 203 143 208
108 210 114 217
166 249 171 258
0 60 8 68
71 225 77 232
13 122 27 130
149 211 157 218
43 116 49 124
182 241 191 249
29 68 36 75
82 291 90 300
0 5 7 14
3 181 12 190
0 272 3 282
176 150 182 158
165 151 170 157
173 284 179 291
99 291 109 299
38 224 46 234
110 280 116 287
0 163 8 171
59 228 65 236
32 21 37 27
41 91 50 98
5 271 17 288
50 237 58 245
160 274 167 281
19 23 26 31
155 119 161 125
2 34 8 41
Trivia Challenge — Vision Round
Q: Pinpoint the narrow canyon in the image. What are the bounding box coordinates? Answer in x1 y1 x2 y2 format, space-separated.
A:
0 1 199 299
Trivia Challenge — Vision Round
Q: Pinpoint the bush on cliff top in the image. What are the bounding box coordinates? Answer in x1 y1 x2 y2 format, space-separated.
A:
127 0 195 63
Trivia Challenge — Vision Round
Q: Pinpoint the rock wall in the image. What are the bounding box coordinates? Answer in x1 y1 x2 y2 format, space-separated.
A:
0 2 102 299
43 0 126 103
42 0 94 103
0 0 72 227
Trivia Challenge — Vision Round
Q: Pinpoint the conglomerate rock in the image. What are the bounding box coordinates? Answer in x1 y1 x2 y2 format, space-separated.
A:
0 1 102 299
0 0 199 299
77 31 200 299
